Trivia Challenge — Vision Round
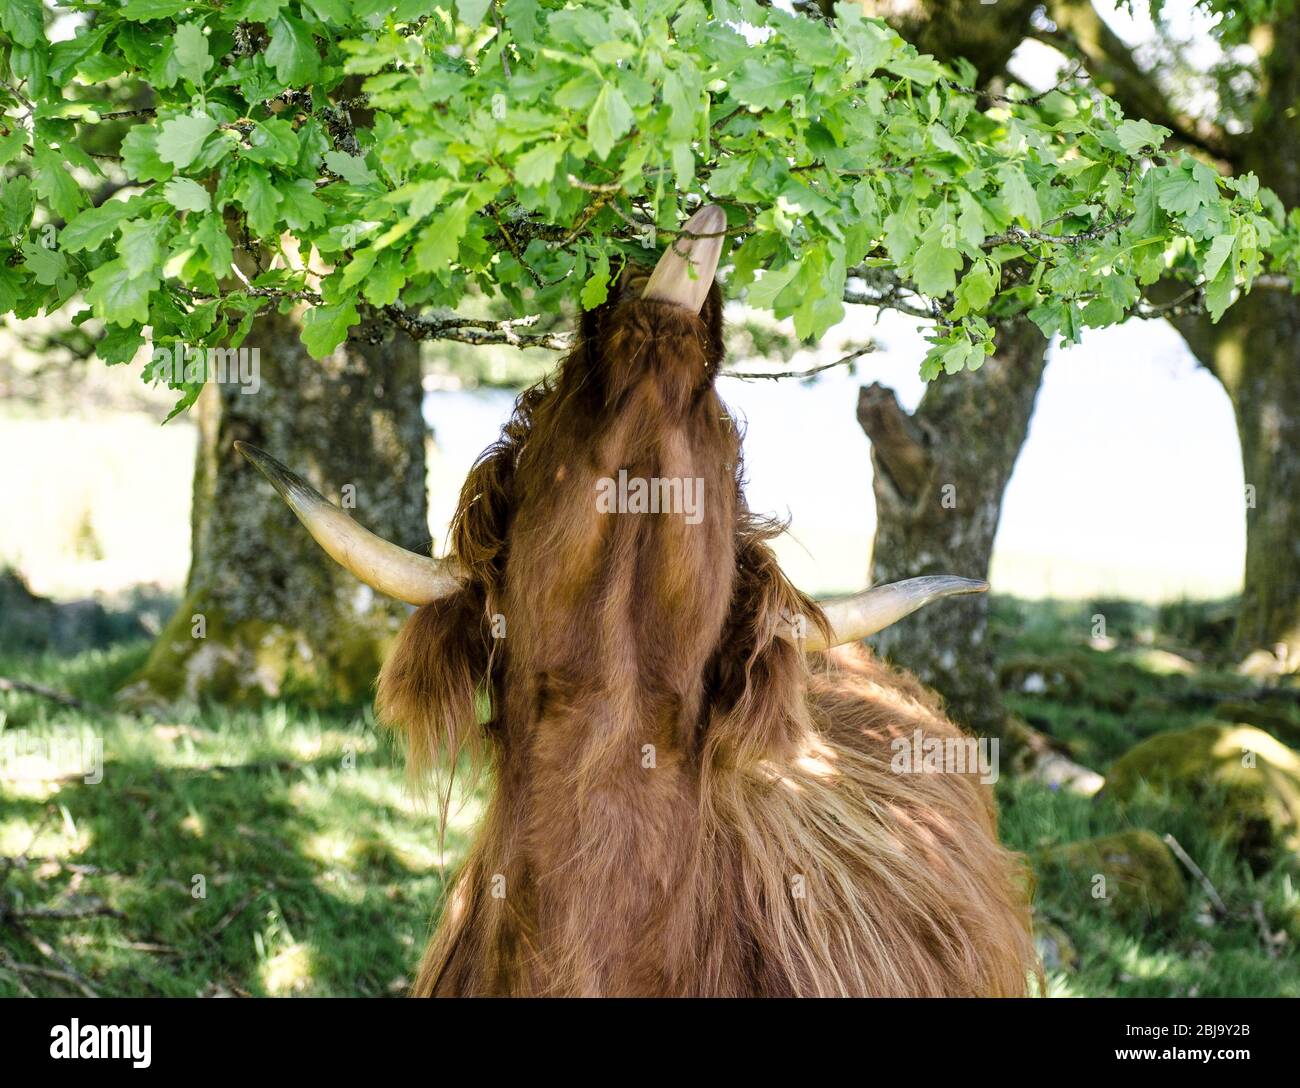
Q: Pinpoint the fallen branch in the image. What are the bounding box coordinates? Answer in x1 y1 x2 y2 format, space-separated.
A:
1251 900 1287 959
1 958 95 994
8 902 124 922
111 940 178 955
193 758 302 776
0 676 86 709
14 923 98 997
1162 833 1228 916
0 950 35 996
208 886 264 941
0 855 105 877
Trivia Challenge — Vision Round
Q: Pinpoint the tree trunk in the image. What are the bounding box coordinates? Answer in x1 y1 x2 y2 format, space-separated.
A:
860 0 1039 83
859 319 1048 738
1230 13 1300 667
1193 287 1300 670
827 2 1102 792
119 313 428 707
1169 8 1300 670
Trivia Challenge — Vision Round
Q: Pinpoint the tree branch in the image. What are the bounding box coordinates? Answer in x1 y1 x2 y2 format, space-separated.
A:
856 382 932 501
723 344 875 381
1039 0 1236 164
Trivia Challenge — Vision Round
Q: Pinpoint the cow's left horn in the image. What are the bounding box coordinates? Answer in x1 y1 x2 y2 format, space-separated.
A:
641 204 726 313
235 442 459 606
793 576 989 651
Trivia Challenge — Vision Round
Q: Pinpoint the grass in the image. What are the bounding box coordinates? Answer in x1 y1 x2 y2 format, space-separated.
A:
989 596 1300 996
1000 774 1300 996
0 641 481 997
0 598 1297 996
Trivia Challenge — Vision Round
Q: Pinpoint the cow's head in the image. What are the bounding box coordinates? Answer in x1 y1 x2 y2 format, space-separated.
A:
236 206 984 770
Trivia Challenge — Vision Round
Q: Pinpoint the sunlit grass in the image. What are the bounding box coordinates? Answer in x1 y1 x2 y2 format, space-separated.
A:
0 640 464 997
2 599 1298 996
994 599 1300 997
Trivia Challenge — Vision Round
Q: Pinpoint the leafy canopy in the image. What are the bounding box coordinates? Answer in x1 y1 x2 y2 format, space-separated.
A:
0 0 1294 408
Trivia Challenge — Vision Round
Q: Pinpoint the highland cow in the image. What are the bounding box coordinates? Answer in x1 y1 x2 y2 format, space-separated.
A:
238 205 1037 996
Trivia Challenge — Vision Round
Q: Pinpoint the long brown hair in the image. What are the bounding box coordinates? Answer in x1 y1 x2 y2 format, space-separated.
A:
378 273 1037 996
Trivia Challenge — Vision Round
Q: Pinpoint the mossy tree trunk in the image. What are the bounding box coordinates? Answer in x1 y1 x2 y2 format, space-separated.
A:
1167 9 1300 669
1226 18 1300 667
844 2 1050 741
120 311 428 707
858 320 1048 738
1200 295 1300 668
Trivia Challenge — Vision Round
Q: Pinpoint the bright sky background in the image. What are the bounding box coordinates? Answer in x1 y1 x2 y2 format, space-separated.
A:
426 302 1246 600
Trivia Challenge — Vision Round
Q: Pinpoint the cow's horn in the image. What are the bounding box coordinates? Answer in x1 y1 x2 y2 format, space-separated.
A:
235 442 458 606
794 576 989 651
641 204 726 313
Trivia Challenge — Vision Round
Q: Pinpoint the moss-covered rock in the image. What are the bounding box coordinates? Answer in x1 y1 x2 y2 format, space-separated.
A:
1122 647 1198 677
1212 700 1300 747
999 655 1086 699
1032 915 1079 972
1106 723 1300 865
1035 830 1187 925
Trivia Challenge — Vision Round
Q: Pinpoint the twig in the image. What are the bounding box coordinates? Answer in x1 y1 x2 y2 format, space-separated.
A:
982 214 1132 250
843 283 934 320
723 345 876 381
946 61 1087 109
1162 833 1228 916
96 107 156 120
15 924 98 997
377 306 571 350
208 887 263 940
8 903 124 922
566 174 622 194
493 3 512 79
0 676 86 709
0 856 106 876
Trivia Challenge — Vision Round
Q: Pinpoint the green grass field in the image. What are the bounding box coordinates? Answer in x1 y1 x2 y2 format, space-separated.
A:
1 600 1297 996
0 642 482 997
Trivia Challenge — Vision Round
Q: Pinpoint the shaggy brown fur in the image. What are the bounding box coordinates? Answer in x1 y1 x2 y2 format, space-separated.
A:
377 271 1037 996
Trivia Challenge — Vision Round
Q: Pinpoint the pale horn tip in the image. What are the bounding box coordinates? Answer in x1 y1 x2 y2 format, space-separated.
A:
807 574 991 650
684 203 727 237
642 203 728 313
892 574 990 603
234 441 457 607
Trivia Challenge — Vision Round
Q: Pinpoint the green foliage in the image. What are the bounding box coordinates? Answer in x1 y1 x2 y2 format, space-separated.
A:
0 0 1295 405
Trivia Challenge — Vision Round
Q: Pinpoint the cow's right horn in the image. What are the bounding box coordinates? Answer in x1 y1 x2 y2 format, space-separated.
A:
235 442 459 606
791 575 989 651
